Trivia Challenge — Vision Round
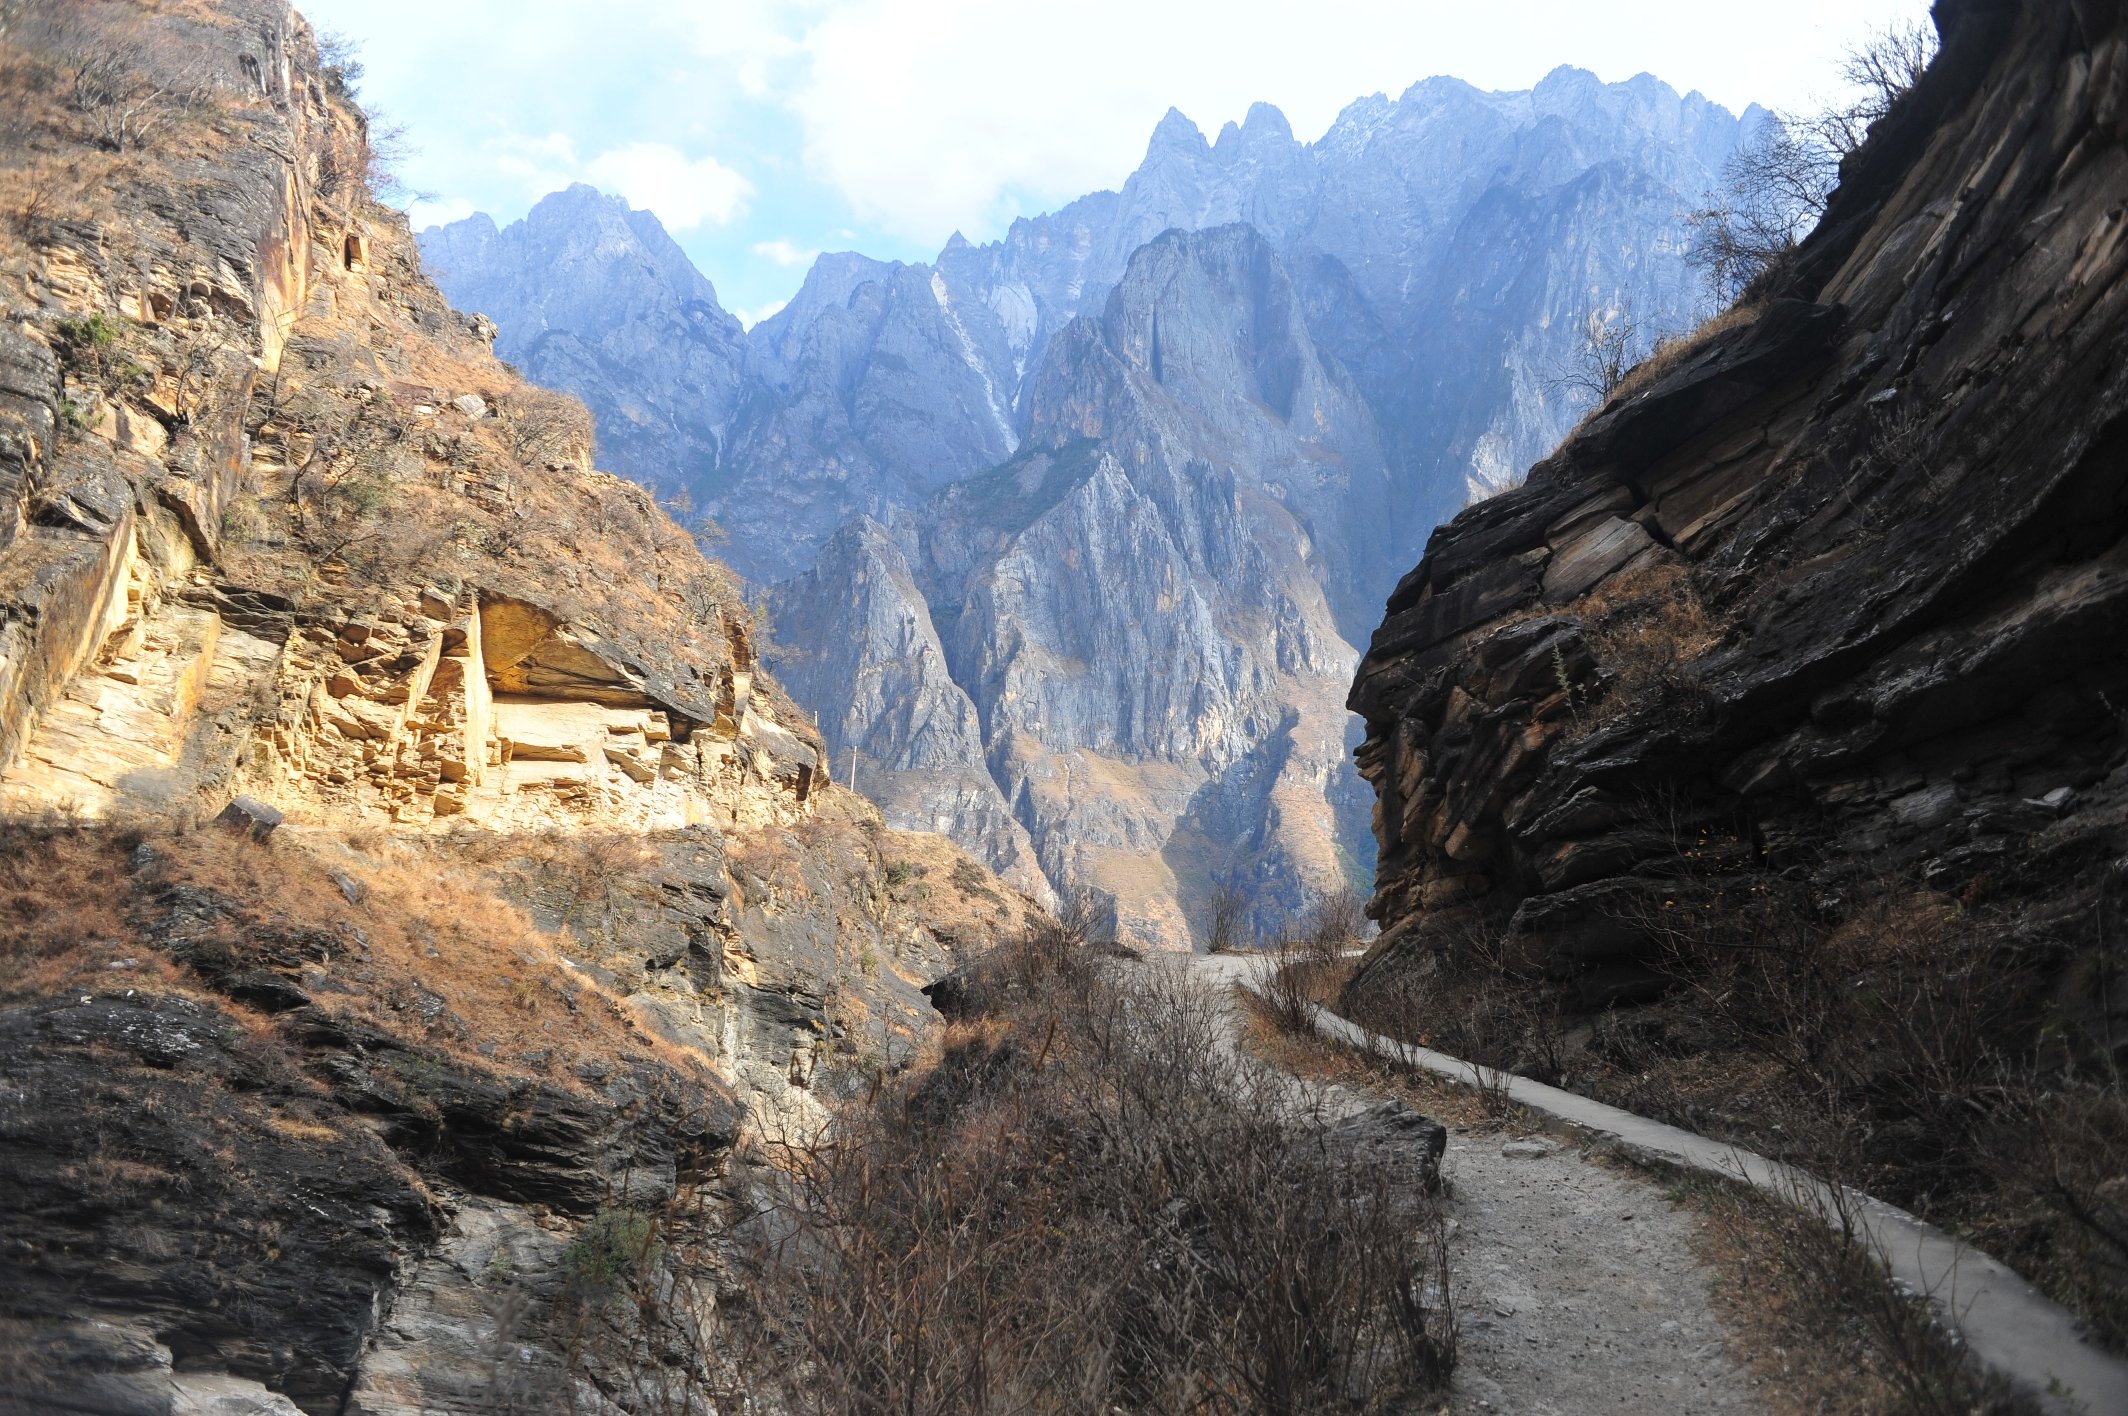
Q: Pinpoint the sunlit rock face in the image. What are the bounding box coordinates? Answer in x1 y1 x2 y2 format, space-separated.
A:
423 69 1746 942
0 5 1047 1409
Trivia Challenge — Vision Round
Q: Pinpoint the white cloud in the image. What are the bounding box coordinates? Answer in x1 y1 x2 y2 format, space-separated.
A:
585 142 754 230
486 130 582 202
752 238 819 267
787 0 1934 245
408 195 477 229
733 299 789 329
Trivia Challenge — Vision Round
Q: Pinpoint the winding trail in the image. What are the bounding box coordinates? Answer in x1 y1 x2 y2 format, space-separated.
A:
1180 953 1766 1415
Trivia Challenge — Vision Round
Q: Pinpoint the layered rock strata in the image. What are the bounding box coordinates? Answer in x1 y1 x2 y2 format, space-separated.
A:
1347 0 2128 1000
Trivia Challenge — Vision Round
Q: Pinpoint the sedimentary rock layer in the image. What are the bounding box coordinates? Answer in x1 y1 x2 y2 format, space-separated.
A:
1347 0 2128 1000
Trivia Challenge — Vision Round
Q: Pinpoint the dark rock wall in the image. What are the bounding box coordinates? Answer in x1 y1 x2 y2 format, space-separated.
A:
1348 0 2128 1001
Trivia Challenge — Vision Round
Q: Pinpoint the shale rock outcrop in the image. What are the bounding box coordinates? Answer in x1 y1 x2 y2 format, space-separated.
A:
1347 0 2128 1002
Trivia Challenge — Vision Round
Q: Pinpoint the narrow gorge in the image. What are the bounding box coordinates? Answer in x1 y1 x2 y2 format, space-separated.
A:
6 0 2128 1412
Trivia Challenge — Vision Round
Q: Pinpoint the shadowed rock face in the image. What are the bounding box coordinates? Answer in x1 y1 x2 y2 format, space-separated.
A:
1344 0 2128 1001
421 69 1746 940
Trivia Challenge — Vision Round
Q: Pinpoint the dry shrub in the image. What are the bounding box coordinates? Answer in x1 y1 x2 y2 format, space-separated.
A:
1202 877 1252 953
1345 915 1570 1101
1235 991 1498 1133
459 829 665 944
1252 889 1371 1035
1599 853 2128 1354
1591 303 1764 412
1691 1177 2033 1416
743 931 1456 1415
1573 557 1724 729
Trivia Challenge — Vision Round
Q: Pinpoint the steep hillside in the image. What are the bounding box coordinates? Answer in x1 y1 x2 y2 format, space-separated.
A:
1344 0 2128 1344
0 4 1038 1409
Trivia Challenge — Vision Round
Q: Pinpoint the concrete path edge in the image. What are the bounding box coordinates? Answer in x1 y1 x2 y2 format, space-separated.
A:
1224 964 2128 1416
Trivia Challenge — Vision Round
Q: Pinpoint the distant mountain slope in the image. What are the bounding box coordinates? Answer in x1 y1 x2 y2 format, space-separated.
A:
419 185 748 510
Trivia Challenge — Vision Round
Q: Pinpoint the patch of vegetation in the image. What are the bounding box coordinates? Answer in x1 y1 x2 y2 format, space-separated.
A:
1345 839 2128 1356
1687 1176 2037 1415
562 1206 659 1291
743 913 1456 1413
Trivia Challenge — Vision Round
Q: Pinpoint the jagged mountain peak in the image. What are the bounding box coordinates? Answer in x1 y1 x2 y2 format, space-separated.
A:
1213 100 1297 155
1147 104 1211 156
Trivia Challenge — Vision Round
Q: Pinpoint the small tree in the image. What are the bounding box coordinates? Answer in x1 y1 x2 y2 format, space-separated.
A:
1690 22 1937 303
1202 878 1251 954
1551 304 1643 403
1688 115 1831 304
54 21 211 153
495 387 590 470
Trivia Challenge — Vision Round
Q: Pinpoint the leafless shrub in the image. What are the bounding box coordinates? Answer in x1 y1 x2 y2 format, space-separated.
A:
8 162 66 237
1342 916 1569 1103
1255 934 1319 1037
1812 21 1938 157
1694 1175 2031 1415
745 934 1455 1414
1516 558 1726 740
1688 115 1829 304
1549 304 1646 404
49 13 214 153
497 387 593 471
1201 876 1251 953
1597 822 2128 1351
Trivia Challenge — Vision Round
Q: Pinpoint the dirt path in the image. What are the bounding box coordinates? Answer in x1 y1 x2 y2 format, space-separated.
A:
1439 1131 1762 1414
1181 954 1766 1414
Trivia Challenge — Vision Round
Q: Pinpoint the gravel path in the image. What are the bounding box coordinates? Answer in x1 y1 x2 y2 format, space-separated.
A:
1180 954 1766 1414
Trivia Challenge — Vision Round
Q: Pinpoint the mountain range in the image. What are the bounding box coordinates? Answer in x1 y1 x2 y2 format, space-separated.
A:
420 67 1754 943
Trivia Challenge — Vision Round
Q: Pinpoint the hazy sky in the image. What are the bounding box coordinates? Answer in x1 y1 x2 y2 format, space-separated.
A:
298 0 1934 324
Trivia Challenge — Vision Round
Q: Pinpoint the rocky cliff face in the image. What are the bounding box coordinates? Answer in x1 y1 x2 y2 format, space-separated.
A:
0 7 1038 1411
1345 0 2128 1003
771 225 1381 943
422 68 1746 943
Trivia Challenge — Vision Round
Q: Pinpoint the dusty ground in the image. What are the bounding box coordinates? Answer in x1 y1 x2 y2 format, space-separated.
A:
1184 952 1765 1414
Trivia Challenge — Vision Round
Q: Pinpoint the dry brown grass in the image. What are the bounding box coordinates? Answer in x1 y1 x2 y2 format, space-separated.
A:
0 818 718 1094
1686 1177 2036 1416
1572 557 1726 729
1603 302 1766 410
1236 992 1501 1132
740 928 1457 1415
0 817 191 1000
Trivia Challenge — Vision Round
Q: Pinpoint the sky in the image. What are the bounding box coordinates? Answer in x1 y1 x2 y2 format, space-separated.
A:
297 0 1935 326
